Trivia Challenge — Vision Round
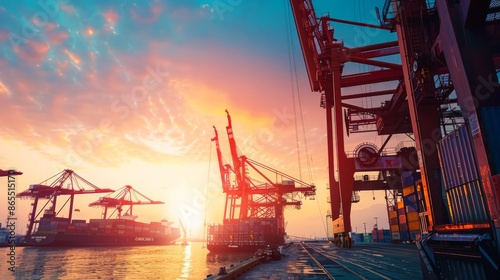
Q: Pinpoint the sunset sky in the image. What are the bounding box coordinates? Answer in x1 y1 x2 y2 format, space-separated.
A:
0 0 401 238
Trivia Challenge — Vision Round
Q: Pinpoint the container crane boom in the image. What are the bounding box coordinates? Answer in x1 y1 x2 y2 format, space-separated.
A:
289 0 334 92
226 109 249 220
17 169 114 237
211 126 230 193
225 109 241 184
212 125 237 222
89 185 164 220
207 111 316 252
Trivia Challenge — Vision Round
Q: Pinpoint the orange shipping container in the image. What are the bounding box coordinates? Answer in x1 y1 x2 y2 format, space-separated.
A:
389 211 397 219
403 186 414 196
407 211 419 222
390 224 399 232
397 201 404 209
409 221 420 231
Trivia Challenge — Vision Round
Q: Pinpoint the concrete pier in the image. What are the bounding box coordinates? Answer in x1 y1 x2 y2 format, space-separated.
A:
240 243 326 279
208 242 423 279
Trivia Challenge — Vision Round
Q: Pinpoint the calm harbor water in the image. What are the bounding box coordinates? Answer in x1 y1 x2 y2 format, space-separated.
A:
0 242 253 279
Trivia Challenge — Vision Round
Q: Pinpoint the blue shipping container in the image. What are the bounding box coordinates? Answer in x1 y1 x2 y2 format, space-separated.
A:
402 172 415 188
406 203 418 213
401 171 421 188
401 231 409 241
410 230 420 241
403 194 417 204
437 124 489 224
363 233 372 242
438 125 478 190
352 233 363 243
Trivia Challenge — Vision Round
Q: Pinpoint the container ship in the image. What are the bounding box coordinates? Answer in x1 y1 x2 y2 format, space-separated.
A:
207 218 285 252
17 170 180 247
24 214 180 247
206 111 316 252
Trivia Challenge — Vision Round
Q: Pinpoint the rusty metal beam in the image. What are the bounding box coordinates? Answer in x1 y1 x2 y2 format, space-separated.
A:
289 0 321 92
341 69 403 87
348 56 402 70
326 16 393 30
353 179 402 191
348 41 399 53
342 89 394 100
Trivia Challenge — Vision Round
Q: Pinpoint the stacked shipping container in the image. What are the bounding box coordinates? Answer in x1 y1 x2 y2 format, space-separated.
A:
35 214 174 237
371 229 391 242
437 125 490 224
387 172 423 243
207 218 281 248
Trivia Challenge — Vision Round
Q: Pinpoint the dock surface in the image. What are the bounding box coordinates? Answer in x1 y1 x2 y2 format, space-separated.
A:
238 242 422 279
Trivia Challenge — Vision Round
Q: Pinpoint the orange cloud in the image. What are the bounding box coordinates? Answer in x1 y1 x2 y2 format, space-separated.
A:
130 3 163 23
48 30 69 45
0 37 328 180
0 81 10 96
103 8 119 24
15 39 50 63
64 49 80 65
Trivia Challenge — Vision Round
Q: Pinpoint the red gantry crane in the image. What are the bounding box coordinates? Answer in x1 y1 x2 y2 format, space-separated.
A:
207 110 316 252
17 169 114 238
290 0 406 236
291 0 500 278
89 185 164 220
18 170 181 247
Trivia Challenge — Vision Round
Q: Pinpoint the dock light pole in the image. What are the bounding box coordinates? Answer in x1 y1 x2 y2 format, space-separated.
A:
374 217 378 229
363 222 366 234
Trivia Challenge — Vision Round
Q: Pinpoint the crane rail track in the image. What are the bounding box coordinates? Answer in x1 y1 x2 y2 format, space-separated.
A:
301 243 398 279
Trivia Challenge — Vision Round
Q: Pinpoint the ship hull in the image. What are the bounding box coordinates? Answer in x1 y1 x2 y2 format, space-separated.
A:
25 233 178 247
24 217 180 247
207 243 270 252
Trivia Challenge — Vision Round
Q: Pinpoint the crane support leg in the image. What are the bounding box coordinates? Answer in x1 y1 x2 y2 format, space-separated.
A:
325 77 340 221
331 46 355 234
436 0 500 249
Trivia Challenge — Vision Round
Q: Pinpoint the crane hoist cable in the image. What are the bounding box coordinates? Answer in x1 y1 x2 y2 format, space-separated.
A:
202 139 213 248
284 0 302 181
284 0 327 237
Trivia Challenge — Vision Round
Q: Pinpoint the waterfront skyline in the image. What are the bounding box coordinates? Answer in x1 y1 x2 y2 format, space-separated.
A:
1 0 397 238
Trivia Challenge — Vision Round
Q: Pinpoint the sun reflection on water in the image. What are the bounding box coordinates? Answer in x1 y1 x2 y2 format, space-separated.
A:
2 243 255 279
179 244 192 279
